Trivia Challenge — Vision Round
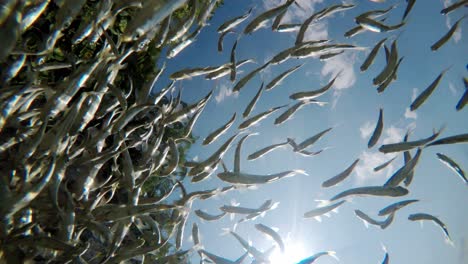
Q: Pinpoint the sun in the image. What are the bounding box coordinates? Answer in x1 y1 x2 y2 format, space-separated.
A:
268 242 308 264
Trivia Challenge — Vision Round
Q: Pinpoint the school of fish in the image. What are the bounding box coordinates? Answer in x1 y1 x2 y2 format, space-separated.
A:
0 0 466 263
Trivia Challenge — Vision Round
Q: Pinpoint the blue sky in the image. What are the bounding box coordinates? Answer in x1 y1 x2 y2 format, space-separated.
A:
157 0 467 263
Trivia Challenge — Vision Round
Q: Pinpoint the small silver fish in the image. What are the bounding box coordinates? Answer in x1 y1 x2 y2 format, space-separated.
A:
354 210 395 229
303 200 346 221
408 213 453 244
243 82 264 118
374 156 397 172
265 64 303 91
441 0 468 15
255 223 285 252
322 159 360 188
384 148 422 187
431 15 466 51
218 7 253 33
368 108 384 148
410 66 451 111
436 153 467 184
378 199 419 216
238 105 287 130
330 186 409 201
203 113 237 145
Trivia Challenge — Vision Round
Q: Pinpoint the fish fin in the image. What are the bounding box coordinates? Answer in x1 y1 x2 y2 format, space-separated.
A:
271 201 280 210
328 251 339 261
314 216 322 222
332 207 339 213
229 213 235 221
445 237 455 247
272 227 280 232
324 213 331 218
315 199 331 206
361 219 369 229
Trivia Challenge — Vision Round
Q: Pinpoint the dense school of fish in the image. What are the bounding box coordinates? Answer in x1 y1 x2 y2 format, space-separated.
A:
0 0 467 263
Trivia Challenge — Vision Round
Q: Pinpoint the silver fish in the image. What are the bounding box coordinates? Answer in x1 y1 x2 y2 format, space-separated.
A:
170 65 224 81
188 133 239 176
296 4 355 44
122 0 189 42
220 199 276 215
354 210 395 229
218 29 235 52
441 0 468 15
230 231 271 262
272 8 287 31
402 0 416 21
368 108 384 148
376 57 404 93
374 156 397 172
243 82 264 118
319 50 344 61
248 140 290 160
322 159 360 188
203 113 237 145
198 0 220 27
408 213 452 244
426 133 468 147
436 153 467 184
330 186 409 201
206 59 255 80
230 40 238 81
167 25 203 58
255 223 285 252
379 129 442 153
403 131 414 186
296 251 337 264
235 133 257 173
232 62 270 93
266 64 303 91
238 104 287 130
218 7 253 33
195 209 227 221
356 16 405 33
456 84 468 111
361 38 387 72
244 0 296 35
410 66 451 111
274 100 319 125
378 199 419 216
289 72 341 100
200 250 248 264
218 169 307 185
292 127 333 152
303 200 346 221
373 38 399 86
431 15 466 51
384 148 422 187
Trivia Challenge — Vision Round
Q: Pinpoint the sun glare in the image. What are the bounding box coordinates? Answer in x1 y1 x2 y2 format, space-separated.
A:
269 242 308 264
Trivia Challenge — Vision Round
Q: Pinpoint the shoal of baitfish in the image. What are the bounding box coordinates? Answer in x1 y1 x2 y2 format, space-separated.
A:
0 0 466 263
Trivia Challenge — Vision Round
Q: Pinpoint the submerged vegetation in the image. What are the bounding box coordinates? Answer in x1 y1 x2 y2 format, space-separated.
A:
0 0 466 264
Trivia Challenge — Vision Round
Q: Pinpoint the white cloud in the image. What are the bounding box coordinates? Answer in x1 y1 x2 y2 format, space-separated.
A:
322 52 357 91
359 121 375 140
443 0 462 43
355 122 413 184
262 0 324 23
355 151 397 185
411 88 419 101
404 107 417 120
448 81 457 96
382 125 405 145
215 83 238 104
